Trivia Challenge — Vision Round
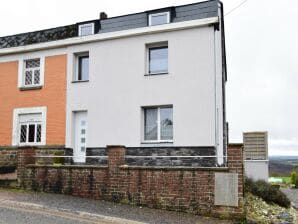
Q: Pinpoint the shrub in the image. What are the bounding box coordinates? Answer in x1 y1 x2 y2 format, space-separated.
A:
291 171 298 188
53 150 65 165
245 178 291 208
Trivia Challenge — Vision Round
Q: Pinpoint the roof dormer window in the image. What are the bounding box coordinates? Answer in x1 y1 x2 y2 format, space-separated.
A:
149 12 170 26
78 23 94 36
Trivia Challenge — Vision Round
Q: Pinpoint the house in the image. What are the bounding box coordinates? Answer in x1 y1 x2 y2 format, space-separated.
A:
243 131 269 181
0 0 227 165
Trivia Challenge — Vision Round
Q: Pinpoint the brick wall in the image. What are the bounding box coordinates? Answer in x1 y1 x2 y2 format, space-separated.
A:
18 144 245 219
0 54 67 146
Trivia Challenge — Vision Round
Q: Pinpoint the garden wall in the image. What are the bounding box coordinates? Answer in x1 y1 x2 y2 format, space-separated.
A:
0 147 17 173
17 144 245 219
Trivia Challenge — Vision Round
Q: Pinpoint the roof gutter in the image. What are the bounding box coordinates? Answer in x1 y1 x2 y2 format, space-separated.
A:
0 17 219 56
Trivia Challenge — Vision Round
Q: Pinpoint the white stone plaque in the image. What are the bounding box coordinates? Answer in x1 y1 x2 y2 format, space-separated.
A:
214 173 238 207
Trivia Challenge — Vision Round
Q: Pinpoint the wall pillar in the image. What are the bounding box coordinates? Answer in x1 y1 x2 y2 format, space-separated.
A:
227 144 245 217
107 145 126 202
17 147 36 187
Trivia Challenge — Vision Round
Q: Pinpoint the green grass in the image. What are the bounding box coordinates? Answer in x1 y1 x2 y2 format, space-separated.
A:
270 176 292 184
280 177 291 184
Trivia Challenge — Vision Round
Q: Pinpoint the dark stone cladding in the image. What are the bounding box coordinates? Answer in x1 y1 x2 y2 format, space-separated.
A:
0 0 219 49
86 148 107 165
125 147 217 167
0 25 77 49
86 147 217 167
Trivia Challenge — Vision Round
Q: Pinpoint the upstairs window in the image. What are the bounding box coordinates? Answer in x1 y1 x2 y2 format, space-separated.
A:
149 12 170 26
143 106 173 142
78 23 94 36
24 58 41 86
147 43 168 75
74 53 89 82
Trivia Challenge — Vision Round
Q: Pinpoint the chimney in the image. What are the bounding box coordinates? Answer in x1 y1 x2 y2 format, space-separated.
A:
100 12 108 20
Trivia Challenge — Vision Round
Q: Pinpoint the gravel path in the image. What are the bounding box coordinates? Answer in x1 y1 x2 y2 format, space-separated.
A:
0 189 233 224
281 188 298 209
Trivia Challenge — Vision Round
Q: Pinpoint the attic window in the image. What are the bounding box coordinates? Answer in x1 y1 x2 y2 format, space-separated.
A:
149 12 170 26
78 23 94 36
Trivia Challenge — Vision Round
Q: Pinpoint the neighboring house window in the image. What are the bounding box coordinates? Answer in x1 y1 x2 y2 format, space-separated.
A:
149 12 170 26
144 106 173 141
147 44 168 75
12 107 47 146
78 23 94 36
24 59 40 86
75 53 89 81
19 114 42 144
18 57 44 89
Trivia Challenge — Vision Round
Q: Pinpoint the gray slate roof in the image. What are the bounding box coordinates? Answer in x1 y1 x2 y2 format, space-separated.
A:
0 0 219 49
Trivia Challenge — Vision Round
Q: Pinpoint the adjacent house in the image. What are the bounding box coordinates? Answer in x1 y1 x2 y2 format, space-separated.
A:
0 0 227 165
243 131 269 181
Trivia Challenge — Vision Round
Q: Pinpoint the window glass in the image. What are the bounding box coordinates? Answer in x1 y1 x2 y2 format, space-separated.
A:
79 24 94 36
28 124 35 142
20 125 27 143
78 56 89 81
24 58 41 86
144 108 158 140
149 47 168 74
150 13 169 26
36 124 42 142
160 107 173 140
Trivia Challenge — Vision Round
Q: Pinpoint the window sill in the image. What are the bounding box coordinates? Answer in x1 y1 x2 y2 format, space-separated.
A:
19 85 43 91
18 143 44 147
145 72 169 76
71 80 89 84
141 141 173 145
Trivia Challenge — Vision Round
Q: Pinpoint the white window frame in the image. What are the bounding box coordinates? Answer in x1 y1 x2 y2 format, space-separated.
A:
12 107 47 146
74 52 89 81
146 42 169 75
78 23 95 36
142 106 173 143
149 12 170 26
18 56 45 89
19 122 42 145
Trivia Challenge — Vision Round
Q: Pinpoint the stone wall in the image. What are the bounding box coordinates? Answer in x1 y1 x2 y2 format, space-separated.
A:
125 147 217 167
86 147 217 167
35 146 72 165
0 147 17 173
18 144 245 219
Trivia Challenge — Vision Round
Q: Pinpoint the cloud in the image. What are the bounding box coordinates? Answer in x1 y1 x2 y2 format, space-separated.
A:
224 0 298 155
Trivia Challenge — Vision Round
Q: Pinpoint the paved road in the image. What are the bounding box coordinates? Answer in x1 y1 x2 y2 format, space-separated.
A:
0 189 233 224
0 199 141 224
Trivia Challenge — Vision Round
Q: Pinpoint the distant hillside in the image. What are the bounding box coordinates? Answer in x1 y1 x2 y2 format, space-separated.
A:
269 156 298 176
270 156 298 161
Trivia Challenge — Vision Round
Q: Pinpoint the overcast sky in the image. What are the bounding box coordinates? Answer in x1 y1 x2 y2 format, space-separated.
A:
0 0 297 156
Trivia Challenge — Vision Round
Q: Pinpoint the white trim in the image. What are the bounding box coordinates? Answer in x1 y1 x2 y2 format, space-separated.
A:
146 42 168 75
12 106 47 146
0 17 219 56
17 56 45 88
74 52 89 81
78 23 95 36
149 12 170 26
143 106 173 142
244 160 269 162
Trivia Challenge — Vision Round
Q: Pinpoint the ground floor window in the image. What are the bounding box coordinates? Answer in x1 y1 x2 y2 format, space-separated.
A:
19 114 42 144
144 106 173 142
12 107 47 146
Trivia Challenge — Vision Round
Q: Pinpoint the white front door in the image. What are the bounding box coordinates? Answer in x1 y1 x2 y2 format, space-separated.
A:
73 111 87 163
